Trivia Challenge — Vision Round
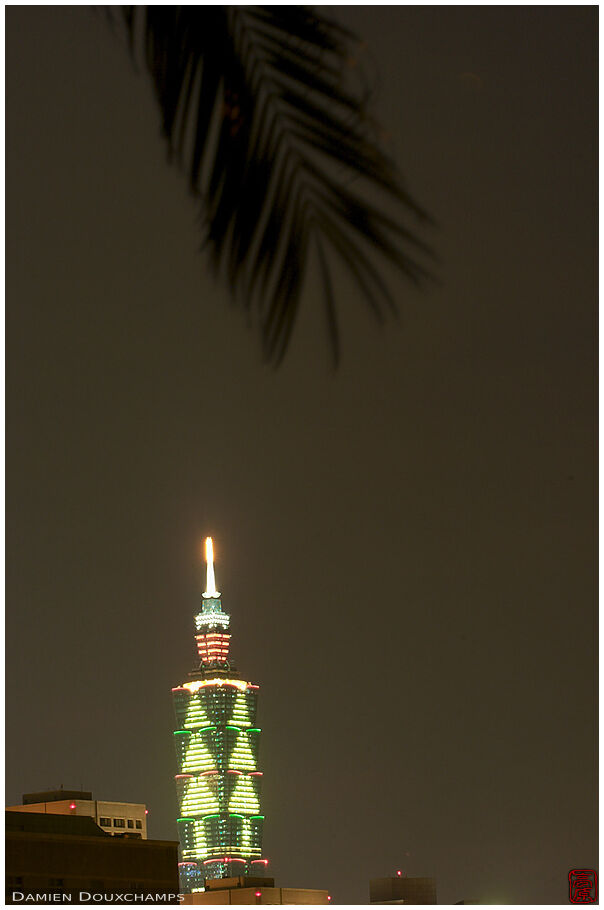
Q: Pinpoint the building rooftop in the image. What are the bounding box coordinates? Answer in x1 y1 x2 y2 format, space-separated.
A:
23 789 93 804
205 877 275 890
6 810 109 838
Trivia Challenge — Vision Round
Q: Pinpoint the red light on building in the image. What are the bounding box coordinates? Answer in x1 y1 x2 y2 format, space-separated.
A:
69 803 76 810
145 809 149 815
397 870 402 877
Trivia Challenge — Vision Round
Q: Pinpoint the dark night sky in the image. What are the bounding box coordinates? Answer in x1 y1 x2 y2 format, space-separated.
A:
7 6 597 905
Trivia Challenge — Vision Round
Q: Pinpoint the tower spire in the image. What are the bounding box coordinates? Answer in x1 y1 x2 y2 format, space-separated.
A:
202 536 220 599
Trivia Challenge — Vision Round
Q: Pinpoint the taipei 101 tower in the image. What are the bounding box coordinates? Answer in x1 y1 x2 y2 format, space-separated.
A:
172 539 266 894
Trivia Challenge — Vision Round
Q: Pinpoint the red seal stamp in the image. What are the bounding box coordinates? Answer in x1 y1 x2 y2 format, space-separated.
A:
569 870 598 903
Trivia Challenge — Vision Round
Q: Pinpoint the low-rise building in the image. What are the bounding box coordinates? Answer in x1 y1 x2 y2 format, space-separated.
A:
7 788 148 838
182 876 330 905
370 874 437 904
5 809 178 904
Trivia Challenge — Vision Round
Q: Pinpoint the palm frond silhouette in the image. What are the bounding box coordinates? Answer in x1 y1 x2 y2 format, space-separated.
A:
112 6 433 364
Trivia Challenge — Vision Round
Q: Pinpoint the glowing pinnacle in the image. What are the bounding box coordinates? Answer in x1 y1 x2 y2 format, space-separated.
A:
202 536 220 598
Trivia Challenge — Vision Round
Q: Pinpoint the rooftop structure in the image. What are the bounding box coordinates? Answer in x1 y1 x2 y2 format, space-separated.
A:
370 874 437 904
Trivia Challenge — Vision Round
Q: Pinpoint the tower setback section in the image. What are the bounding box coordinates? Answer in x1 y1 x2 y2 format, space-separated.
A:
173 539 266 894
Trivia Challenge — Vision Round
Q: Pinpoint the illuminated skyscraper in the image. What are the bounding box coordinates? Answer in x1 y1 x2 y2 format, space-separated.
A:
173 539 266 894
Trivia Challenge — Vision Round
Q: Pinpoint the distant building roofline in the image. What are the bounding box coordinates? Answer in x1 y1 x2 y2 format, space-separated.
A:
23 789 93 804
6 810 108 837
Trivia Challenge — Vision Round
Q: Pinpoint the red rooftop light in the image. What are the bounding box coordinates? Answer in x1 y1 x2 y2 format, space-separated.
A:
69 803 76 809
255 892 261 898
397 870 402 877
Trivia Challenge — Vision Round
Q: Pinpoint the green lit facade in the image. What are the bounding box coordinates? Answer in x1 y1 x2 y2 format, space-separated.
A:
173 541 265 893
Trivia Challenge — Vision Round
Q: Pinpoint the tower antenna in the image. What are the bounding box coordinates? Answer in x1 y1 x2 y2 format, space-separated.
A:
202 537 220 598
